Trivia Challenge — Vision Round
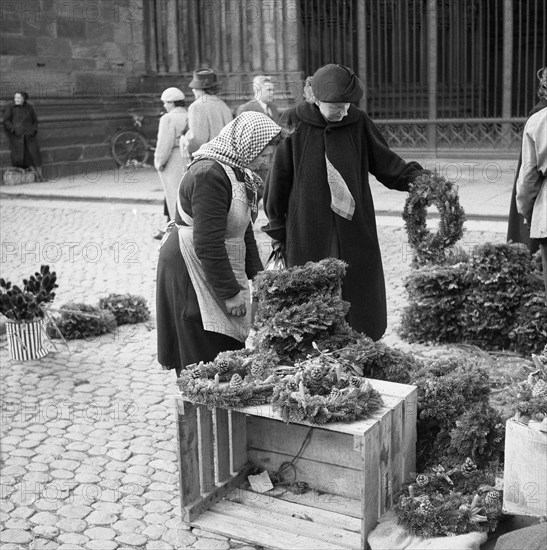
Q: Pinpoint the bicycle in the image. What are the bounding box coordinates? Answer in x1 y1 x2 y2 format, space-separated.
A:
110 112 156 167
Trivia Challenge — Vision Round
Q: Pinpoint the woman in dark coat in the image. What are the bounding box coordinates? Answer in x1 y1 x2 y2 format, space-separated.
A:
156 112 281 376
2 91 45 181
507 67 547 253
263 64 427 340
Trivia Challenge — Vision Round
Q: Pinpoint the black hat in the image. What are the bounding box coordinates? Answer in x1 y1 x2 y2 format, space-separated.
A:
311 64 363 103
189 68 219 90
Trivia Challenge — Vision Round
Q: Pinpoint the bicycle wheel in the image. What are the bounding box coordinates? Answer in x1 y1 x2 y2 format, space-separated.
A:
111 130 149 167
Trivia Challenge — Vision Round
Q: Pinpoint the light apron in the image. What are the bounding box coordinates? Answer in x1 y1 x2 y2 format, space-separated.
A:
170 163 252 343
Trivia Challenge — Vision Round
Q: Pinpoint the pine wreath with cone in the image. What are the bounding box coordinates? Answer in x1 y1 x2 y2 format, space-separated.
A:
270 355 384 424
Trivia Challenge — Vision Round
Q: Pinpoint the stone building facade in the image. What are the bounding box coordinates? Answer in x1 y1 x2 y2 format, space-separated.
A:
1 0 545 179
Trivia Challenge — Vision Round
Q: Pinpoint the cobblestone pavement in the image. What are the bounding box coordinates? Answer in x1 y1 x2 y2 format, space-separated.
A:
0 198 512 549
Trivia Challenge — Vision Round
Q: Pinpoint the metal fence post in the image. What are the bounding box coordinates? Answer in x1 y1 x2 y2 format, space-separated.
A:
427 0 437 153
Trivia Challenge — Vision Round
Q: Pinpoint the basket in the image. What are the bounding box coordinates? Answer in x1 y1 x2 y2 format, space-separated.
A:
2 167 36 186
6 319 49 361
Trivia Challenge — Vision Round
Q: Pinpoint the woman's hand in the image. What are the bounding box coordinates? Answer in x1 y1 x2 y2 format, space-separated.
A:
225 291 247 317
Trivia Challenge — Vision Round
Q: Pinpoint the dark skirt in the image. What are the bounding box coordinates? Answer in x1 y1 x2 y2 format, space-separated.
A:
156 228 243 376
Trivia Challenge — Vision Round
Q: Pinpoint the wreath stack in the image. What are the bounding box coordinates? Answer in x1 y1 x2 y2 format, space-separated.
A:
252 257 352 361
403 172 466 266
178 257 422 421
394 458 503 538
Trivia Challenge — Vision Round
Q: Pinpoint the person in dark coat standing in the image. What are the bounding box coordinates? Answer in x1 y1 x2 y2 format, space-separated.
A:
156 112 282 376
507 66 547 253
262 64 427 341
236 75 281 200
2 91 45 181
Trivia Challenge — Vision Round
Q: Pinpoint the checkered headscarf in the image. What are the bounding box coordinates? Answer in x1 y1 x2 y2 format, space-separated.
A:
193 112 281 220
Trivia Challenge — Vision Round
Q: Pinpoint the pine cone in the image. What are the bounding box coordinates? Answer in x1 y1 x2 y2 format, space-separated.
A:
418 497 434 516
461 457 477 477
310 365 323 380
484 490 501 506
287 377 298 391
349 376 362 387
250 362 264 378
329 387 341 398
532 379 547 398
230 373 243 390
415 474 429 487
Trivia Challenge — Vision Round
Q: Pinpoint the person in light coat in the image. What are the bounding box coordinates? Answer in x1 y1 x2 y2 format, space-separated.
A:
154 87 189 222
180 68 233 159
516 106 547 303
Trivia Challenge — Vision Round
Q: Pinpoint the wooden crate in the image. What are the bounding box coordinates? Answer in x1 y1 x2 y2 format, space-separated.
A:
176 378 417 550
503 419 547 517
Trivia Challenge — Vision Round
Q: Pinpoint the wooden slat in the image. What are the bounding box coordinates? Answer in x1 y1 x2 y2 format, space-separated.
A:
238 395 402 437
197 405 215 496
248 447 362 500
246 416 364 469
210 500 360 549
265 486 362 519
175 399 200 508
377 410 392 516
227 489 361 533
213 408 230 483
193 509 355 550
402 386 418 480
182 464 253 523
355 422 381 549
389 399 404 496
228 410 247 475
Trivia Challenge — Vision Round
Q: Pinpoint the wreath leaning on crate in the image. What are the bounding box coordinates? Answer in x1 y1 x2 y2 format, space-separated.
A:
403 172 466 266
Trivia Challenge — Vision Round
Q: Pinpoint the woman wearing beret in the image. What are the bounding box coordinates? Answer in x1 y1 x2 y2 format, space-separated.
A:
156 112 282 376
2 91 45 181
154 87 189 223
263 64 428 341
181 68 233 159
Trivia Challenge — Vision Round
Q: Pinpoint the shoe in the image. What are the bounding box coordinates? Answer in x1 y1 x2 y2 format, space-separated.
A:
153 230 166 240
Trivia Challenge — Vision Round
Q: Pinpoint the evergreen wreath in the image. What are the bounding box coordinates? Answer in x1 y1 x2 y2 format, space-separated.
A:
271 353 384 424
394 458 503 538
403 172 466 266
177 348 284 409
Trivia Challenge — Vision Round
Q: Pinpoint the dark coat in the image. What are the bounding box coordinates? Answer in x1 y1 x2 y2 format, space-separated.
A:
507 98 547 253
236 99 280 123
263 102 425 340
2 102 42 168
156 160 263 372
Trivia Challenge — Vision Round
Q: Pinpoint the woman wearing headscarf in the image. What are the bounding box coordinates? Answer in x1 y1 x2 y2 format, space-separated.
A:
507 67 547 254
156 112 282 375
2 91 45 181
263 64 428 341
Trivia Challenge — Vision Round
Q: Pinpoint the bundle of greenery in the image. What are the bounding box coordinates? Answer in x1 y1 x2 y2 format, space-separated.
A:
394 458 503 538
505 345 547 423
98 293 150 325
